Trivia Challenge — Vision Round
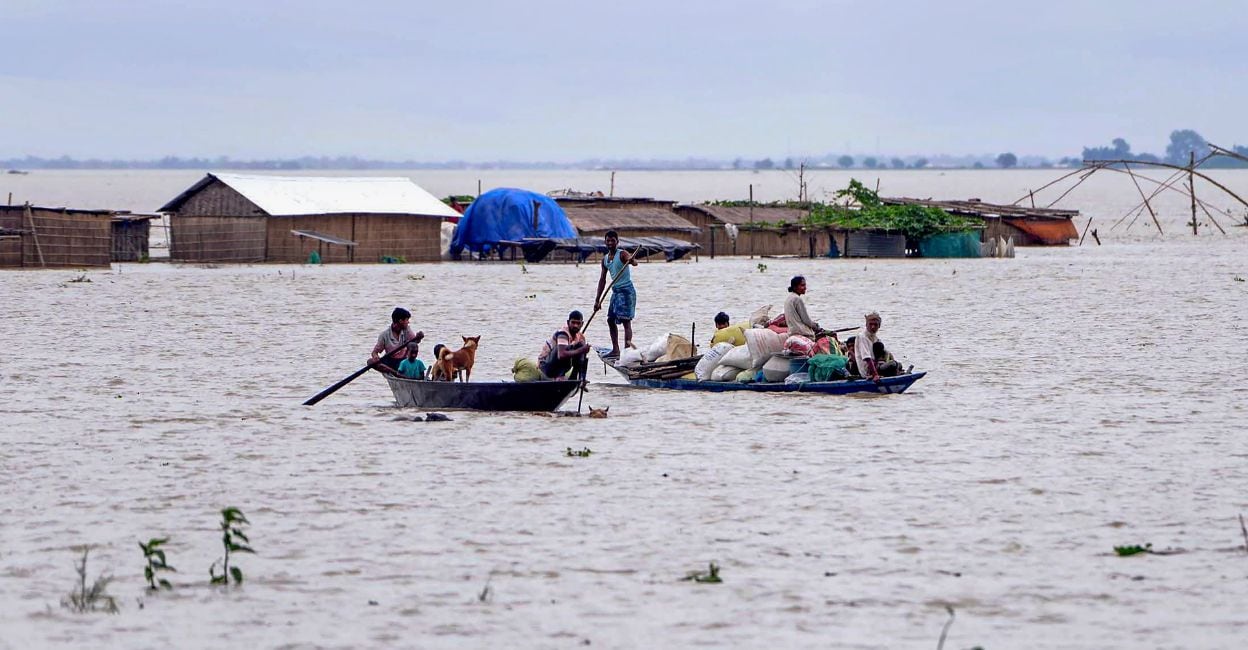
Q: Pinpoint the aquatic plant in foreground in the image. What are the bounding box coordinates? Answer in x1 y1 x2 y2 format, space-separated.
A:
62 547 118 614
681 562 722 583
210 507 255 585
139 537 176 590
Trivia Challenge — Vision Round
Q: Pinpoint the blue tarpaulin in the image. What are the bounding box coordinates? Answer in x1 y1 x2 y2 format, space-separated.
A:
450 188 576 255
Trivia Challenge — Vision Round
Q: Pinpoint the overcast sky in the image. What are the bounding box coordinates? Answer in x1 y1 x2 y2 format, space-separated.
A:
2 0 1244 161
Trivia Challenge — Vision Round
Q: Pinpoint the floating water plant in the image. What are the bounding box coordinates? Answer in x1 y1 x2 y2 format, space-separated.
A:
1113 543 1152 556
681 562 722 583
210 507 255 585
139 537 176 590
62 547 118 614
566 447 592 458
756 263 768 273
67 274 92 283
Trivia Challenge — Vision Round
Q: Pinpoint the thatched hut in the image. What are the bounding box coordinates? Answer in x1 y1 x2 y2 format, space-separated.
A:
159 173 460 263
0 204 119 268
554 197 700 240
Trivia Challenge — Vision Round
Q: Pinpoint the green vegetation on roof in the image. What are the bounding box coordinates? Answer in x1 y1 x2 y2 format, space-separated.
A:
803 179 980 240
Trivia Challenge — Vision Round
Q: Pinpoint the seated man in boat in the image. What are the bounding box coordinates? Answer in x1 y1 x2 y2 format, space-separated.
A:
539 310 592 380
852 312 900 381
371 307 423 374
709 312 747 347
396 343 427 379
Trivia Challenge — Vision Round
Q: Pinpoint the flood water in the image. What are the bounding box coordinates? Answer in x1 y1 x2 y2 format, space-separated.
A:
2 170 1248 649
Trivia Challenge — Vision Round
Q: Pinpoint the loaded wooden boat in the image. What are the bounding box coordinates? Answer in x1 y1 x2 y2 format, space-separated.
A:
384 375 581 411
596 349 924 396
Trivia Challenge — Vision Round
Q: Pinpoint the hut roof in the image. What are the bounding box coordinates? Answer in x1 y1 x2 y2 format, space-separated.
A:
881 197 1078 220
563 206 700 233
679 204 808 225
158 173 460 218
0 205 132 217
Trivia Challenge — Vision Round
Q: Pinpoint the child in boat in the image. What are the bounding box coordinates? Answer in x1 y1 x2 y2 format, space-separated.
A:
396 343 427 379
709 312 747 347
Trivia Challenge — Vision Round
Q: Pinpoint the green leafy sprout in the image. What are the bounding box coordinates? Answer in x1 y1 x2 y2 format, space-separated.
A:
566 447 593 458
139 537 176 590
1113 543 1153 557
681 562 723 584
210 507 255 585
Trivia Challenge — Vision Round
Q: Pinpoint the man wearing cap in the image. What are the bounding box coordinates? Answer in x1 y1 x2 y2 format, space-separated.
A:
371 307 424 374
538 310 592 380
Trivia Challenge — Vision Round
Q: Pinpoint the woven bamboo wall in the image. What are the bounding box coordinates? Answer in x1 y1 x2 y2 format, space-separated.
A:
111 220 150 262
0 235 19 266
0 207 112 267
265 215 356 263
169 181 268 262
170 216 266 262
350 215 442 263
176 180 266 216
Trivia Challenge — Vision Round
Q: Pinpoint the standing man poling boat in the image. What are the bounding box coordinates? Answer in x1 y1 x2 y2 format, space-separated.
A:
370 307 423 374
595 230 638 358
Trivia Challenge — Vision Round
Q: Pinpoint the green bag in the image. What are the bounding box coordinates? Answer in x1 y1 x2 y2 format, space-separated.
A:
807 354 848 382
512 358 542 382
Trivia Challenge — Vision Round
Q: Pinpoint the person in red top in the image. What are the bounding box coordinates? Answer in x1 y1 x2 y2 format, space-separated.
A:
371 307 423 373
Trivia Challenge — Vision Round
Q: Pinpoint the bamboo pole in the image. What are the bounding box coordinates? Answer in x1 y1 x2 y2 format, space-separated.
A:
1079 217 1094 246
748 184 755 260
1189 151 1198 235
24 203 46 267
1122 164 1164 234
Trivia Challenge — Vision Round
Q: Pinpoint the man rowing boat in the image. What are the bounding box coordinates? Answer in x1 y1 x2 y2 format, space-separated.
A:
595 230 638 358
370 307 424 374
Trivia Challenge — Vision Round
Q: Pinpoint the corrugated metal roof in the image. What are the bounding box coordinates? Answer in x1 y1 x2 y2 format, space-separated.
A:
563 206 701 233
159 173 460 218
680 205 808 225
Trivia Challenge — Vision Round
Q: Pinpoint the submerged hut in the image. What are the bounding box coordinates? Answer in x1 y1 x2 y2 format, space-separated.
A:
0 204 138 268
674 204 833 257
554 197 701 241
882 198 1079 246
159 173 460 263
111 214 158 262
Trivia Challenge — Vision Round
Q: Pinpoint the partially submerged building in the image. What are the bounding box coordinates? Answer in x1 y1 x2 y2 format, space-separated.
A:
0 204 157 267
882 197 1079 246
159 173 460 263
554 197 701 241
674 204 821 257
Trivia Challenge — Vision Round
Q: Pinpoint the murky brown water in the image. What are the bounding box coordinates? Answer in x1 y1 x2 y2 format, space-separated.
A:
2 171 1248 648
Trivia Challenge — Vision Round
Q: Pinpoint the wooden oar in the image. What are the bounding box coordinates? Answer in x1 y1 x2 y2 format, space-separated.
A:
303 336 412 406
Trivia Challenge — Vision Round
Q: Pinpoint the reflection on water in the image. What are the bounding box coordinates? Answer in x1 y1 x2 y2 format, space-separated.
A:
2 216 1247 648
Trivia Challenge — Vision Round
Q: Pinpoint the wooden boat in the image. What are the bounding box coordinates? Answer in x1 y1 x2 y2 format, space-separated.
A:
384 375 581 411
597 349 924 395
626 372 925 395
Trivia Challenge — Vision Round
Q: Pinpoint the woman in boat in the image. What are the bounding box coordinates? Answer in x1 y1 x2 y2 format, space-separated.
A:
784 276 822 337
785 276 840 355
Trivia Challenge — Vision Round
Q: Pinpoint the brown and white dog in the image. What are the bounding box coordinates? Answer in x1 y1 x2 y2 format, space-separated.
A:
435 335 480 382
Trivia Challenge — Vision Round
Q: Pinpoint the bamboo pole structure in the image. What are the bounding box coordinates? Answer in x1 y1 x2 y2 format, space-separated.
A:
1189 151 1198 235
1122 164 1165 234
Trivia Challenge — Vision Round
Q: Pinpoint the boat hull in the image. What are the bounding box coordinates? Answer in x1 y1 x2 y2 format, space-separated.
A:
626 371 926 395
384 375 580 411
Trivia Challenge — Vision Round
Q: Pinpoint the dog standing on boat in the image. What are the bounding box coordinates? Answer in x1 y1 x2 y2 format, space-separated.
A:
435 336 480 382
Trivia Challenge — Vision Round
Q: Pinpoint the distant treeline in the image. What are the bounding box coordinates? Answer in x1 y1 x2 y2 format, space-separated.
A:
1081 129 1248 168
3 129 1245 171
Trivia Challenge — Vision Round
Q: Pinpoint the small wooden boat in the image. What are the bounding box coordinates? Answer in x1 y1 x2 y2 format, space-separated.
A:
384 375 581 411
626 372 925 395
597 349 924 396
